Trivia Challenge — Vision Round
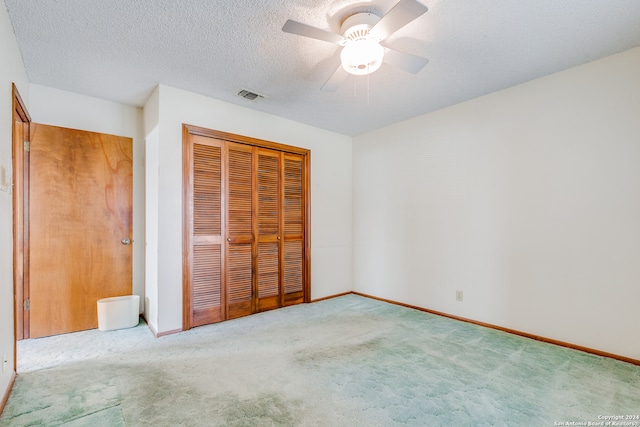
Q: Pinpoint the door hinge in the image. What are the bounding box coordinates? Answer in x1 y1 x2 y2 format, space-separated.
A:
23 299 30 311
24 141 30 152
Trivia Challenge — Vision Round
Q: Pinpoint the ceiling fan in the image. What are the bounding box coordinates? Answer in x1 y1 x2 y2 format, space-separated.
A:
282 0 429 92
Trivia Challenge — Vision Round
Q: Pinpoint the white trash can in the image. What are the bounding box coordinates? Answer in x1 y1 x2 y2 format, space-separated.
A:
97 295 140 331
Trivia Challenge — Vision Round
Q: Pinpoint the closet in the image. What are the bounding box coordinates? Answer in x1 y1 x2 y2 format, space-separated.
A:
182 125 310 329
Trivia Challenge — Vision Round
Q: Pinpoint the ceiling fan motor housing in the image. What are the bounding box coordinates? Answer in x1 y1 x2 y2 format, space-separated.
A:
341 13 381 40
340 13 385 75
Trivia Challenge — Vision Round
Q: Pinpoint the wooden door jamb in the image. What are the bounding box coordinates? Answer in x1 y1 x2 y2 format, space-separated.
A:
12 83 31 368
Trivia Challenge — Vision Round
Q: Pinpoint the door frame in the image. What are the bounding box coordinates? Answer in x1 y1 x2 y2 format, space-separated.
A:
182 124 311 330
12 83 31 366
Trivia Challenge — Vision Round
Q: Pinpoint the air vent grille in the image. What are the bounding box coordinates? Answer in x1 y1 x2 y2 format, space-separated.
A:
238 89 265 101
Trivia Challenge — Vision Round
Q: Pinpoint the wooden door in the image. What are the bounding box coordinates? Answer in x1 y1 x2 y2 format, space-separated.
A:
182 125 310 330
226 142 255 319
29 124 133 338
282 154 306 306
183 134 225 327
256 149 281 312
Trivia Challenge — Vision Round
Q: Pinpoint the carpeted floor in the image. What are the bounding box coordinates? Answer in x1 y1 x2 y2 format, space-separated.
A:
1 294 639 426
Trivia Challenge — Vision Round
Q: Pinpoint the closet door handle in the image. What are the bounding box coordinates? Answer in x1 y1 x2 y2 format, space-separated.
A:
277 236 280 240
227 238 231 242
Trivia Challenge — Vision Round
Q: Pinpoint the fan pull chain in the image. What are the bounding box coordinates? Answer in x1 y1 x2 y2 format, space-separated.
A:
367 64 370 107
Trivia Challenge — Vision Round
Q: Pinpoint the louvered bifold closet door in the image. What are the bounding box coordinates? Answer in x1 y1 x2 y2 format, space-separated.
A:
282 153 306 306
226 142 255 319
186 135 225 327
256 149 281 312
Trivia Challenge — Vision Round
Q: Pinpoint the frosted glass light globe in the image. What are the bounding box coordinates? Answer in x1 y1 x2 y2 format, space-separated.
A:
340 38 385 75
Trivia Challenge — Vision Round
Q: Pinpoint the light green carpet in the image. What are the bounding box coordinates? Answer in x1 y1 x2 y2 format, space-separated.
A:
1 295 638 426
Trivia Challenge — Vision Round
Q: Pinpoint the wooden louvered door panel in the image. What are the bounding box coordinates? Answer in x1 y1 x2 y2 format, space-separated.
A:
184 125 309 330
226 142 255 319
282 154 306 306
185 135 225 327
256 149 281 312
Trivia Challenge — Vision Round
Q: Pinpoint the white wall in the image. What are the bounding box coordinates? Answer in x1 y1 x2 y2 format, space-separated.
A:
0 1 29 404
353 46 640 359
28 84 145 312
143 86 159 332
145 84 352 334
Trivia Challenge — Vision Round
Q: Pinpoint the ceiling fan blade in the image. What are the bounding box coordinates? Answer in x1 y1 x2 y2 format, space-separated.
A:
282 20 345 44
369 0 428 41
383 47 429 74
321 65 349 92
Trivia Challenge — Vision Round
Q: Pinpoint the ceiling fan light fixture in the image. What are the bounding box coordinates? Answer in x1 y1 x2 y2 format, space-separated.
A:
281 1 429 89
340 38 385 75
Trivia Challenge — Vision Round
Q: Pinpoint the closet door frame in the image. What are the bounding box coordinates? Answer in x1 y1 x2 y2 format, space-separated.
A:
182 124 311 330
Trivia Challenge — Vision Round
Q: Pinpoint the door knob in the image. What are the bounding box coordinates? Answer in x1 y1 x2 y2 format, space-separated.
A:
227 238 231 242
121 238 131 245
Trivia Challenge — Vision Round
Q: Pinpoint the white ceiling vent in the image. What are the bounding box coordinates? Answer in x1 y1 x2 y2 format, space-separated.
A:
237 89 265 101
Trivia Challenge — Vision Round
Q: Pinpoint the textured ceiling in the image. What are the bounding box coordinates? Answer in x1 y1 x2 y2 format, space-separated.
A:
5 0 640 136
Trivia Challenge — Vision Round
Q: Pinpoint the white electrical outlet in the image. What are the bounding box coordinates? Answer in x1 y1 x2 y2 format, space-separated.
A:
456 290 463 302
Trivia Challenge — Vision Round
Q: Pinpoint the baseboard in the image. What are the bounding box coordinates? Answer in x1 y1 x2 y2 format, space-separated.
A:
142 315 182 338
156 328 182 338
310 292 352 303
142 314 158 338
352 292 640 366
0 371 16 416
